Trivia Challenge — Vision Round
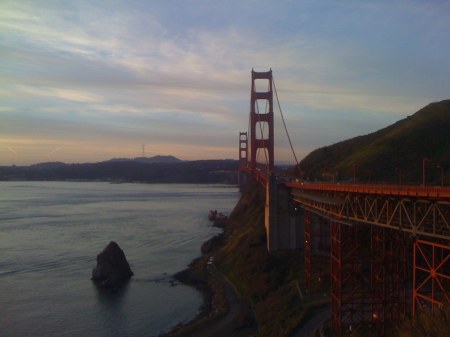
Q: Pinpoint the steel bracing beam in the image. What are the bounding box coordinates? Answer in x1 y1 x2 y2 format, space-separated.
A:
413 239 450 315
291 190 450 241
371 226 408 335
331 221 372 337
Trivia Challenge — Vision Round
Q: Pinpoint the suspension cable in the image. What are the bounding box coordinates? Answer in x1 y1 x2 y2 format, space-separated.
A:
272 76 300 167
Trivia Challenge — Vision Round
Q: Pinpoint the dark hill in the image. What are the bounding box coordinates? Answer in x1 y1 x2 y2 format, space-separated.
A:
298 100 450 184
0 159 238 184
106 155 182 164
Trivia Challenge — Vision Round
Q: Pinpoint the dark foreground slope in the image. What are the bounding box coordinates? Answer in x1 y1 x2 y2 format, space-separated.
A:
164 183 328 337
195 183 327 337
298 100 450 184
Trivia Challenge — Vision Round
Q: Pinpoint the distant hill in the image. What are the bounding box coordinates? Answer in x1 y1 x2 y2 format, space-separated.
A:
0 158 238 184
298 99 450 185
106 155 183 164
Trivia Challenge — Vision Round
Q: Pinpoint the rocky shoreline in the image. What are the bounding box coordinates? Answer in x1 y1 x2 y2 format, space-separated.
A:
158 233 229 337
160 215 256 337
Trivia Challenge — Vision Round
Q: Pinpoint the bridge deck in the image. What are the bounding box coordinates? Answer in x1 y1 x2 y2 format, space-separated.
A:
286 182 450 199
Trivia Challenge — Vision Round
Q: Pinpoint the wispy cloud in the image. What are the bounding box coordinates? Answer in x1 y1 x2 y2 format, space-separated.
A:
0 0 449 165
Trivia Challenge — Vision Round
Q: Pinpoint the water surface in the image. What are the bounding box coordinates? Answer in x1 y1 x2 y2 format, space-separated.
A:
0 181 238 337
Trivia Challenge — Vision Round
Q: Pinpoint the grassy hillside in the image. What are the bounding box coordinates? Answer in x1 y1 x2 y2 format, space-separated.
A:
212 183 328 337
298 100 450 184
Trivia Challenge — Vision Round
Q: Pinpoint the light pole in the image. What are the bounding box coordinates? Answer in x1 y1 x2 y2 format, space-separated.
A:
353 164 358 184
436 164 444 187
422 158 432 186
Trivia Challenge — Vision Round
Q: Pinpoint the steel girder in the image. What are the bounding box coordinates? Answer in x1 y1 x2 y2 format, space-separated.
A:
371 226 408 335
331 221 372 337
292 190 450 241
413 239 450 314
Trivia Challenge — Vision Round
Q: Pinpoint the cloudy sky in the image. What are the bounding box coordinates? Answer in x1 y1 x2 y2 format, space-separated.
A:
1 0 449 165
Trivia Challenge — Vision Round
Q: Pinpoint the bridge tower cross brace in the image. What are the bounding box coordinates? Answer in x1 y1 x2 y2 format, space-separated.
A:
250 69 274 173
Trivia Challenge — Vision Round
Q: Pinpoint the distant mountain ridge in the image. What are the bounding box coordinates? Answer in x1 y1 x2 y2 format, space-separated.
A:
106 155 183 164
0 157 238 184
298 99 450 184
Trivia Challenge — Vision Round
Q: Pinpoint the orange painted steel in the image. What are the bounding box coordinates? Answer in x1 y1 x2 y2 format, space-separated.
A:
286 182 450 199
413 239 450 315
331 220 372 336
371 226 407 335
289 183 450 241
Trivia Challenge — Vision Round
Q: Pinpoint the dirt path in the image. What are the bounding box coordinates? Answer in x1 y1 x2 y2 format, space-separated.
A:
293 308 330 337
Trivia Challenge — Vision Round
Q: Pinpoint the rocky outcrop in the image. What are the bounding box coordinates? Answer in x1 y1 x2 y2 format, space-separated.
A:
91 241 134 291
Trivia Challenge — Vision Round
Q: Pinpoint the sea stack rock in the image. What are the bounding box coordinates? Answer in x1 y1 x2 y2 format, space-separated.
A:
91 241 134 291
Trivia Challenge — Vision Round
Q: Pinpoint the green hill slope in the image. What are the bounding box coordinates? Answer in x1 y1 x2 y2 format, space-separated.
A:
298 100 450 184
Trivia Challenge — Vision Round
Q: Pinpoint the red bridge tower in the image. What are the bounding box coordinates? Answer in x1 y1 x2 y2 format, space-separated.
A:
250 69 274 173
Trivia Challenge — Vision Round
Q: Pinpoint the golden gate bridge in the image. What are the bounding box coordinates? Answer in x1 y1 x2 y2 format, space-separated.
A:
238 69 450 337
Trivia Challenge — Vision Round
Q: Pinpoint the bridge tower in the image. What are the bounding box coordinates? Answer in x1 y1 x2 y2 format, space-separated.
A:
250 69 274 173
238 132 249 190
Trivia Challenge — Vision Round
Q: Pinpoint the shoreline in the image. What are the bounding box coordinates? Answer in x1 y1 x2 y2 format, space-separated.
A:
160 229 256 337
159 233 227 337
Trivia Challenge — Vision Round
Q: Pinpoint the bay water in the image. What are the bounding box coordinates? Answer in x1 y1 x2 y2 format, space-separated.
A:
0 181 239 337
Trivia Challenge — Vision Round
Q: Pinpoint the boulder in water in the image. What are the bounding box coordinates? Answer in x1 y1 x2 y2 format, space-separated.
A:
91 241 133 291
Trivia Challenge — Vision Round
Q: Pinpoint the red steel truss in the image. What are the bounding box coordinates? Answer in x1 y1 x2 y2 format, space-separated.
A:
331 221 372 337
371 226 408 335
413 239 450 314
290 186 450 241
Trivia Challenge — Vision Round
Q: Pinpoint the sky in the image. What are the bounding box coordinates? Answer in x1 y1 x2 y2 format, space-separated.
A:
1 0 449 165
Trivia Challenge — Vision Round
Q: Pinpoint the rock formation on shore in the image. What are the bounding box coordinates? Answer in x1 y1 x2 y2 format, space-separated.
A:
91 241 134 291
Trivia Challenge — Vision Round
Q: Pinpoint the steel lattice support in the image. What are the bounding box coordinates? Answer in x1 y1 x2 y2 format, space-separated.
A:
413 239 450 315
371 226 407 334
331 221 372 337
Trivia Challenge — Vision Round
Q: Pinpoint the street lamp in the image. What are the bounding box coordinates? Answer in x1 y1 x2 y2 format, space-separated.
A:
422 158 432 186
436 164 444 187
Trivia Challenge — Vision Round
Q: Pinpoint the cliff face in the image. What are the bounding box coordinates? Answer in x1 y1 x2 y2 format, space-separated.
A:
212 183 326 337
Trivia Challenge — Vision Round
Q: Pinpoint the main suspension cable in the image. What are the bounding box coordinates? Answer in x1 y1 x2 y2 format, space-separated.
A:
272 76 300 167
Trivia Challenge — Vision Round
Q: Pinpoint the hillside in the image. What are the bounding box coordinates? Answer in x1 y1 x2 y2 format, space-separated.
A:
206 183 328 336
0 158 238 184
298 100 450 184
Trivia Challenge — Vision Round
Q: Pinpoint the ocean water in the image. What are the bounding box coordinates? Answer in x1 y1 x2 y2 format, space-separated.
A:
0 181 239 337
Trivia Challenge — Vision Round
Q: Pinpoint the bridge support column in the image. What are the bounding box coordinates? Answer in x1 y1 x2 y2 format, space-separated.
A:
265 175 303 252
371 226 407 335
413 239 450 315
331 221 372 337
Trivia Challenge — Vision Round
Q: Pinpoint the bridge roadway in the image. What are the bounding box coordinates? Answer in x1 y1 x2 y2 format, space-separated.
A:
286 181 450 241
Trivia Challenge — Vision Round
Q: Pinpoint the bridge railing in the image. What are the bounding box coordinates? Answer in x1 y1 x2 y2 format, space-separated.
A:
285 181 450 199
